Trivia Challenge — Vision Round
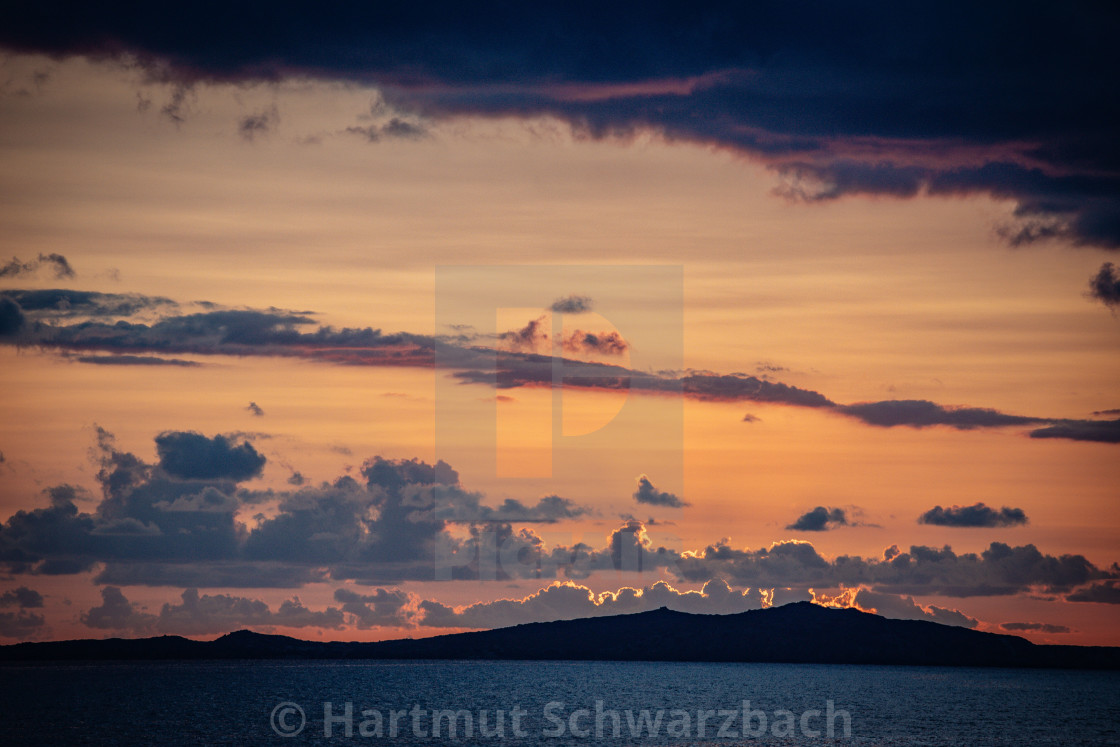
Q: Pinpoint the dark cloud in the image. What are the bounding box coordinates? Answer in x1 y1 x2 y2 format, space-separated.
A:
154 431 266 482
3 4 1117 246
0 253 74 279
345 117 427 143
0 586 44 609
0 610 46 639
632 475 687 508
81 586 345 635
333 587 417 629
1029 419 1120 443
674 539 1115 599
1093 408 1120 416
786 507 848 532
498 316 548 352
741 413 760 423
918 503 1029 528
550 295 593 314
562 330 628 355
1065 580 1120 604
0 296 25 337
419 578 760 629
75 354 199 367
851 588 977 628
1 431 1114 595
999 621 1072 634
681 373 834 407
1088 262 1120 307
1 288 175 318
238 104 278 141
4 293 1112 444
246 402 265 417
80 586 155 631
837 400 1039 429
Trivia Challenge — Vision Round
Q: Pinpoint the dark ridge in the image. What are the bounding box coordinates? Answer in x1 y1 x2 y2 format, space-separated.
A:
3 602 1117 669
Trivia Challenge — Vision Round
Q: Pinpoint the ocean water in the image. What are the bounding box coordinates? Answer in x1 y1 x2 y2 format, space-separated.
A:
0 660 1117 745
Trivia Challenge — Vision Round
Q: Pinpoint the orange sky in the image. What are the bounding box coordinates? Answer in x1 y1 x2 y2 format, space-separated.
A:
0 53 1118 647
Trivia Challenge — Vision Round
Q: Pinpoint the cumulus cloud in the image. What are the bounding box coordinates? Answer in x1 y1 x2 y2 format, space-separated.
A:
673 539 1115 599
1 430 1115 600
154 431 266 481
419 578 761 629
1088 262 1120 308
849 588 977 628
786 507 849 532
81 586 156 631
632 475 687 508
0 585 48 638
333 587 418 629
81 586 345 635
550 295 593 314
918 503 1029 528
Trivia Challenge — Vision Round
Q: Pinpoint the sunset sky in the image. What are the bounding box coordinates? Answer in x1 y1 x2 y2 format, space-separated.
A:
1 4 1118 647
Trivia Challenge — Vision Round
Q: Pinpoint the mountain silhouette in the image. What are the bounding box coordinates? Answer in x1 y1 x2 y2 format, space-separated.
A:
2 602 1116 668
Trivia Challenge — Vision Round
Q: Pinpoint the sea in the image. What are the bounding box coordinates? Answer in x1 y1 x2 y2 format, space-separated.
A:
0 660 1117 745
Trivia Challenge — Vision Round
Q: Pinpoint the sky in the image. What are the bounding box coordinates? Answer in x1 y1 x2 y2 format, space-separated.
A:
0 3 1118 647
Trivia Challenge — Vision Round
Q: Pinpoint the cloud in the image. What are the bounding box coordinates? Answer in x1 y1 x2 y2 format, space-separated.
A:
1 288 175 318
1029 419 1120 443
81 586 345 635
550 295 593 314
246 402 265 417
0 296 24 337
4 6 1118 247
333 587 418 628
419 578 761 629
0 586 44 608
81 586 156 631
0 610 46 638
673 539 1116 599
2 431 1115 598
1065 580 1120 604
563 330 628 355
850 588 977 628
238 104 278 141
1088 262 1120 308
786 507 849 532
918 503 1029 528
837 400 1039 429
154 431 266 481
741 413 761 423
498 316 548 352
345 117 427 143
74 354 200 367
632 475 687 508
3 292 1113 444
0 253 74 279
999 621 1072 634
